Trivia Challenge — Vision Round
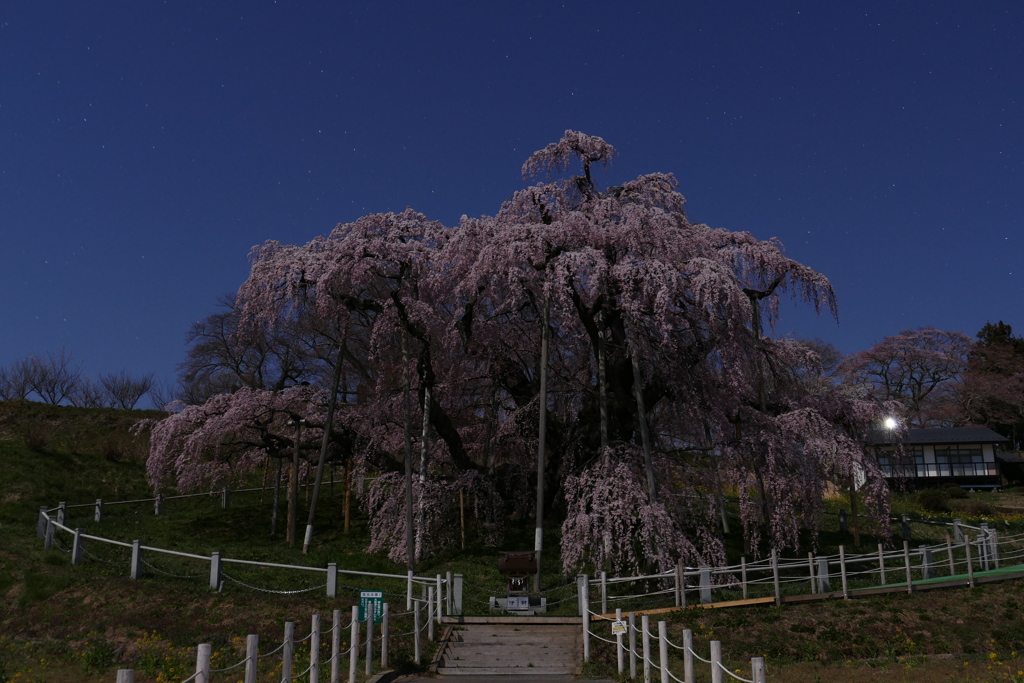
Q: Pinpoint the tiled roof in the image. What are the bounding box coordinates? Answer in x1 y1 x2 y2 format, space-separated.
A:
870 427 1008 445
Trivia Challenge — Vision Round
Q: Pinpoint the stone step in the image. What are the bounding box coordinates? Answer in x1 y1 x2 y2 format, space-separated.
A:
439 622 581 677
439 666 577 675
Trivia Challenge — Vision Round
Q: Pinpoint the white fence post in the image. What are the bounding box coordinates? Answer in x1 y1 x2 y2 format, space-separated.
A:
331 609 341 683
877 543 886 585
327 562 337 598
616 608 625 675
710 640 722 683
966 537 975 587
991 529 1000 568
209 552 221 591
641 614 651 683
116 669 133 682
903 541 913 593
130 540 143 580
349 604 359 683
446 570 452 615
816 557 830 593
752 656 766 683
244 634 258 683
37 507 47 538
413 596 421 664
658 621 669 683
740 557 747 600
601 570 608 614
582 583 591 662
953 518 963 543
427 585 435 641
221 487 230 509
435 574 443 622
699 566 711 603
771 549 781 604
94 499 104 523
674 559 683 607
807 552 815 592
310 613 321 683
71 528 83 565
406 570 413 611
195 643 211 683
364 608 374 677
381 602 389 669
57 501 66 525
577 574 589 615
683 628 694 683
839 545 849 598
44 516 54 550
946 535 956 575
920 545 934 580
154 493 163 515
628 612 637 679
453 574 463 616
282 621 294 682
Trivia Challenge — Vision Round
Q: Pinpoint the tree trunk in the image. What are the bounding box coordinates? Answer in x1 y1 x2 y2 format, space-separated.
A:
287 420 301 546
343 461 351 534
402 330 415 572
271 456 282 537
598 309 609 456
535 296 550 590
415 386 431 562
302 331 348 553
630 343 657 504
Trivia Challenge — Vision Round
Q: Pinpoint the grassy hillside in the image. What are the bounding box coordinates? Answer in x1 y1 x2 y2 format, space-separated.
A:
5 399 1024 682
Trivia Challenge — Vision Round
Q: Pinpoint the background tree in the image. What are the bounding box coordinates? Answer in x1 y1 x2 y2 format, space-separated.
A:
99 371 155 410
28 348 81 405
839 328 971 427
961 321 1024 448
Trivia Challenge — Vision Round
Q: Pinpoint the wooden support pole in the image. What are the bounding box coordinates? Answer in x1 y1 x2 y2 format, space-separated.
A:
195 643 211 683
641 614 651 683
282 621 294 682
658 621 669 683
629 612 637 679
710 640 723 683
903 541 913 593
331 610 341 683
616 608 625 675
244 634 258 683
683 628 694 683
349 605 359 683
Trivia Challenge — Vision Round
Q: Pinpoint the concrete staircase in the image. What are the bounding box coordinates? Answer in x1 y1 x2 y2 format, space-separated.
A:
437 622 580 676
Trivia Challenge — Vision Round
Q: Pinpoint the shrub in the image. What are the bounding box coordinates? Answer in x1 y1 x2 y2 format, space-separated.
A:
946 485 968 499
960 499 994 517
918 488 950 512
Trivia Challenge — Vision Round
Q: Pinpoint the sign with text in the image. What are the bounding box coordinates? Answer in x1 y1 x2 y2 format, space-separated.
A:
506 596 529 610
611 620 628 635
359 591 384 623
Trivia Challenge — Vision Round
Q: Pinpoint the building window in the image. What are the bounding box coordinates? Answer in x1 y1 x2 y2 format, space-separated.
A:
934 445 993 477
878 447 922 478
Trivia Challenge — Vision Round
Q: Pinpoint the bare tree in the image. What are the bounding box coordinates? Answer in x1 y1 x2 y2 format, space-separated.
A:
30 348 81 405
70 377 106 407
0 358 37 400
100 371 155 410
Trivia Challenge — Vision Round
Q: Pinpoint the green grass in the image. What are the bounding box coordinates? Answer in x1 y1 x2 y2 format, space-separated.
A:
8 398 1024 682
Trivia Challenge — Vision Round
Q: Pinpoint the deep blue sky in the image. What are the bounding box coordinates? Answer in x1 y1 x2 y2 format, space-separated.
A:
2 1 1022 404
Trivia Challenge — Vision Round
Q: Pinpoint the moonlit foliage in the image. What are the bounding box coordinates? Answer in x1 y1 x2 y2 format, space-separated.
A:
145 131 893 567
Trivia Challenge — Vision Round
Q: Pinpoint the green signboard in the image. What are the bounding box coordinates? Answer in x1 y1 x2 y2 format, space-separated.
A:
359 590 384 623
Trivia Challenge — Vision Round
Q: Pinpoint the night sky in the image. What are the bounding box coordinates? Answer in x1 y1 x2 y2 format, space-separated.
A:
2 2 1021 404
